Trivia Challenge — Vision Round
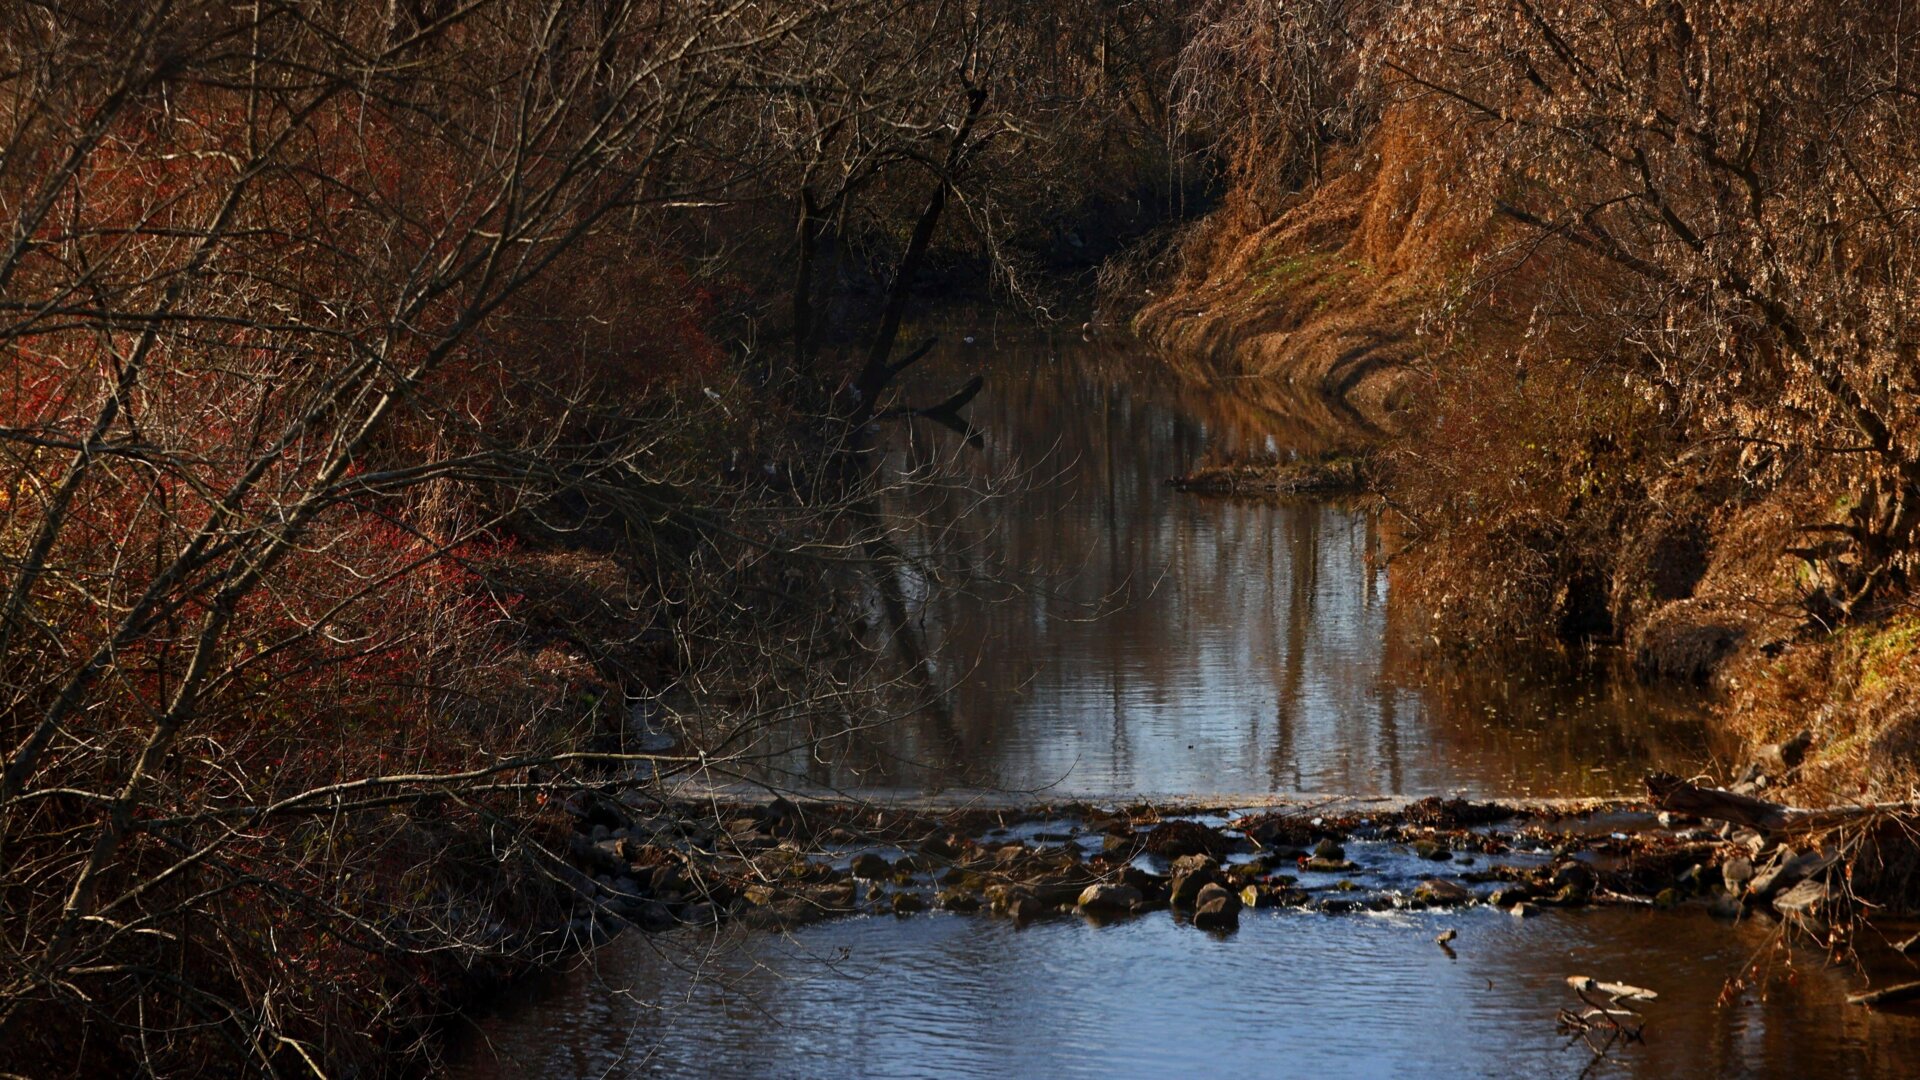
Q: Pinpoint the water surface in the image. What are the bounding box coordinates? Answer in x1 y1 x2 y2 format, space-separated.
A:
456 324 1920 1078
762 324 1708 798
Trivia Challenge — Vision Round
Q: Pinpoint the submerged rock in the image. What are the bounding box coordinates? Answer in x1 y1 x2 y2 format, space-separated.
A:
891 892 928 916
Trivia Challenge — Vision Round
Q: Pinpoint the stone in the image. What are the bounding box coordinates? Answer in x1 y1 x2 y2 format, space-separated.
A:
1773 878 1832 937
985 884 1030 914
1146 820 1231 858
1749 849 1831 899
1120 865 1167 900
1195 882 1242 914
1313 838 1346 861
1550 862 1597 894
1193 896 1240 930
1077 883 1144 915
1653 888 1684 909
1007 894 1047 923
1487 885 1531 908
1510 902 1539 919
1318 898 1364 914
1169 855 1228 908
1192 883 1242 930
1302 858 1358 873
849 853 891 879
1413 840 1451 861
1721 856 1754 894
891 892 928 916
936 888 981 913
1413 879 1473 906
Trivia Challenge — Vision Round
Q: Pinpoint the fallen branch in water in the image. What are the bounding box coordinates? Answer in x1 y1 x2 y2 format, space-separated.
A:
1643 773 1919 836
1848 981 1920 1008
1558 975 1653 1067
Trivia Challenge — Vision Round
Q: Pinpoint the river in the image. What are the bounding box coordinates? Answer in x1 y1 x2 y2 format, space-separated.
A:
453 321 1920 1078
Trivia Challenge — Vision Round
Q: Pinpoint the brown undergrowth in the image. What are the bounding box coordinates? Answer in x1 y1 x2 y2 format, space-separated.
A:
1130 0 1920 817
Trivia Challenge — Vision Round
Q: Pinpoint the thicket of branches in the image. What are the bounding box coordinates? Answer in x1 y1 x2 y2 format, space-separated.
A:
1167 0 1920 659
0 1 1187 1075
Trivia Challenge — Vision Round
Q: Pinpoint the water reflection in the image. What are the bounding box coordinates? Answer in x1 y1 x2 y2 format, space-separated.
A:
451 326 1920 1080
771 326 1707 798
456 909 1920 1079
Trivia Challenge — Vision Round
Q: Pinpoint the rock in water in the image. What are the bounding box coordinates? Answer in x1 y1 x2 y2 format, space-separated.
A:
849 852 891 879
1077 883 1144 915
1312 838 1346 861
1146 820 1231 858
1413 879 1473 906
1169 855 1227 909
1192 883 1243 930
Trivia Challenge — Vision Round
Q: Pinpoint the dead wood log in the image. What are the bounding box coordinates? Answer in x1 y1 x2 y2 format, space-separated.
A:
1643 773 1916 835
1848 981 1920 1007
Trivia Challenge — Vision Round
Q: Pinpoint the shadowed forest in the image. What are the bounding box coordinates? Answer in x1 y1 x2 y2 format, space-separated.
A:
3 2 1919 1076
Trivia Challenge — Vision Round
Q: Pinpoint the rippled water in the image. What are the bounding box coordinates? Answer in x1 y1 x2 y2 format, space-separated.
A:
454 322 1920 1078
460 907 1920 1079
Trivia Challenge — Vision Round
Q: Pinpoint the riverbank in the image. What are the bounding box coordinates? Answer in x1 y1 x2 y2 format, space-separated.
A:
1130 150 1920 834
1124 0 1920 834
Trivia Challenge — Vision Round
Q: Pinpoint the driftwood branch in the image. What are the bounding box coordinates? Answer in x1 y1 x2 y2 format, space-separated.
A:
1848 981 1920 1008
1643 773 1917 835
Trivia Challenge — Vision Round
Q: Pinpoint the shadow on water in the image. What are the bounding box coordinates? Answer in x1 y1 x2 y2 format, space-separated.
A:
452 320 1920 1078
